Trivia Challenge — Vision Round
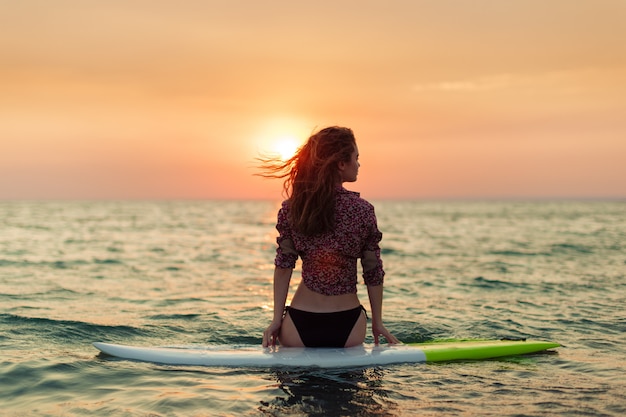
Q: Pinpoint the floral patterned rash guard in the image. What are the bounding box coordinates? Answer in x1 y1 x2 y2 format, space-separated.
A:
274 187 385 296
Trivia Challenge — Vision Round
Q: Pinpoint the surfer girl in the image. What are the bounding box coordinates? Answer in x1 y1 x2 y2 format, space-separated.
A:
259 126 399 348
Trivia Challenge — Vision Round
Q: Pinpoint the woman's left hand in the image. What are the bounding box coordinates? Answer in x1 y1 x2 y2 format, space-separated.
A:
372 323 400 345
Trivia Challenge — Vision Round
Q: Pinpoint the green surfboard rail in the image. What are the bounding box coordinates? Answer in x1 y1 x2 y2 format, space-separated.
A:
407 339 560 362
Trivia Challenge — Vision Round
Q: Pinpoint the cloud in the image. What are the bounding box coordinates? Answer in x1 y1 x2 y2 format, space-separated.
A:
413 74 516 93
412 67 626 96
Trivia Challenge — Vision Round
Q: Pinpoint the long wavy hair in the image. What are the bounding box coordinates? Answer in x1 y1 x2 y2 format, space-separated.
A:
257 126 356 236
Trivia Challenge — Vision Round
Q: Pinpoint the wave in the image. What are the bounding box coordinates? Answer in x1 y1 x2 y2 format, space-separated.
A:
0 257 124 269
488 250 548 257
489 243 594 257
550 243 593 254
464 276 530 290
146 313 202 320
0 314 142 345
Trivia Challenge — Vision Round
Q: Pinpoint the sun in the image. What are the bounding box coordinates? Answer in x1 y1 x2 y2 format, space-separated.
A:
273 136 300 161
252 117 309 162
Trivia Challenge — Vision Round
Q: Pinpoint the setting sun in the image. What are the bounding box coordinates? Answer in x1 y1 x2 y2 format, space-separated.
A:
252 118 310 163
273 136 300 161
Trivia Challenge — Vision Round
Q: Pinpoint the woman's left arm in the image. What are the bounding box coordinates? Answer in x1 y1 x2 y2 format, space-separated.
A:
367 283 400 345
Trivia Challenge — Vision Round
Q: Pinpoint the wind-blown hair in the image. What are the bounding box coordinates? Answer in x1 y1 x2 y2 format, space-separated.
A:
257 126 356 236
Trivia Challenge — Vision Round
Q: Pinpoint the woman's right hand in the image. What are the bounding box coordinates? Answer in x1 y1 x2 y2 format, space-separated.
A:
262 319 282 347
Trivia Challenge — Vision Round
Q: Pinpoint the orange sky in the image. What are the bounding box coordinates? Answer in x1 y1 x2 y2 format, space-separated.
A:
1 0 625 200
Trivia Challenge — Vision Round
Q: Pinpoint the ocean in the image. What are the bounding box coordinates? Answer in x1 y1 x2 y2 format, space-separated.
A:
1 200 624 416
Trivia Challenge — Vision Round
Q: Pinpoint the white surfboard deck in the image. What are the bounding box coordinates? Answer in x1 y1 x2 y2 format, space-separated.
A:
94 339 559 368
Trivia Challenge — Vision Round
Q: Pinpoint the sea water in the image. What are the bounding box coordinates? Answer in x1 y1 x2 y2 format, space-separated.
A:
1 200 624 416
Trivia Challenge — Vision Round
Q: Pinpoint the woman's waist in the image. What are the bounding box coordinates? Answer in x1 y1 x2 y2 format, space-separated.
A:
290 284 361 313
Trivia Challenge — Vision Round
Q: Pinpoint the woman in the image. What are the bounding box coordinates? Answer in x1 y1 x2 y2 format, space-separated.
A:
259 126 399 348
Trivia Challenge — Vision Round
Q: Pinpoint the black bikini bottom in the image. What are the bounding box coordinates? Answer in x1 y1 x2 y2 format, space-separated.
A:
285 305 366 347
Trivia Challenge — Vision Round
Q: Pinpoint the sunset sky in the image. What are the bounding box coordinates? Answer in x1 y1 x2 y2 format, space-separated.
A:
2 0 625 200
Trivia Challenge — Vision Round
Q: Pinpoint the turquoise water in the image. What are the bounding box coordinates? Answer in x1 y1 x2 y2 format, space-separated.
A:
1 200 625 416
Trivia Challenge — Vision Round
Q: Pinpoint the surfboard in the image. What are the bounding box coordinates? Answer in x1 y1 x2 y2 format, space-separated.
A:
93 339 559 368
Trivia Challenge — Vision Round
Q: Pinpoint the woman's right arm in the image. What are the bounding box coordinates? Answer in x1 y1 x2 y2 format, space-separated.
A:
272 266 293 322
262 266 293 347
